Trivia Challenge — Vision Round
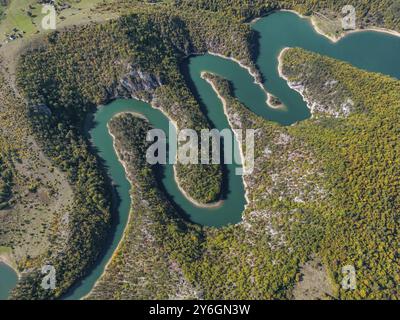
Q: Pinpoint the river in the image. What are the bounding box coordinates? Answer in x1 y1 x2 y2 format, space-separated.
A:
0 263 18 300
1 10 399 300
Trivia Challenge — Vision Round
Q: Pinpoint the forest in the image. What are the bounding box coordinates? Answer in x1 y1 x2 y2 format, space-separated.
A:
9 99 113 299
175 0 400 31
4 0 400 299
16 6 260 205
13 4 256 298
0 153 13 210
87 113 204 299
281 48 400 299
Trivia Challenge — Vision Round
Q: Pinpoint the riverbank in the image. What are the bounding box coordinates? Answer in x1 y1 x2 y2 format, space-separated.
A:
113 111 148 121
0 250 20 278
277 47 316 117
279 9 400 43
277 47 290 80
208 52 274 108
82 123 135 300
201 72 250 207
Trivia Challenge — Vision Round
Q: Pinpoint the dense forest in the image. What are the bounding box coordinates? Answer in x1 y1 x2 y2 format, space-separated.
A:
4 0 400 299
175 0 400 31
281 48 400 299
0 153 13 210
89 113 204 299
16 5 260 205
13 4 257 298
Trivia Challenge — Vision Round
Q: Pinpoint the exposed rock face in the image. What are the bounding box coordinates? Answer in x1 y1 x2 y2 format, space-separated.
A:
278 48 355 118
285 79 354 118
118 65 163 101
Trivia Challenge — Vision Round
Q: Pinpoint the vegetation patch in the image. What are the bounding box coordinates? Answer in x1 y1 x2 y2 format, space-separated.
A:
13 5 257 298
2 0 399 300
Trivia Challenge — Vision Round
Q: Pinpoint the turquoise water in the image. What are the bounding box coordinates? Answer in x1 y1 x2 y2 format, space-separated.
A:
0 263 18 300
64 85 247 299
1 11 399 300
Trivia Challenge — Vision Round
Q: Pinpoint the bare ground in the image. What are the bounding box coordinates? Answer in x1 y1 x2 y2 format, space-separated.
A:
292 256 336 300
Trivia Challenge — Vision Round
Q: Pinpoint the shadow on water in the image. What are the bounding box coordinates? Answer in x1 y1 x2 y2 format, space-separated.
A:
63 111 123 299
249 29 264 82
179 58 230 201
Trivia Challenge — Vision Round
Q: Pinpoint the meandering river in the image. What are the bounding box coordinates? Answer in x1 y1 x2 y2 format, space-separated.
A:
1 11 399 300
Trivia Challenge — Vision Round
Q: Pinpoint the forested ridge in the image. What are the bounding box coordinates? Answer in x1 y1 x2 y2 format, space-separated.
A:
175 0 400 32
16 6 260 205
4 0 400 299
9 114 112 299
281 48 400 299
13 5 256 298
89 114 204 299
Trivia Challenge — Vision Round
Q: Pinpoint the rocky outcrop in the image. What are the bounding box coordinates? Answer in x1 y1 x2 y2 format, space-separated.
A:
278 48 355 118
117 65 163 102
201 72 327 251
284 79 354 118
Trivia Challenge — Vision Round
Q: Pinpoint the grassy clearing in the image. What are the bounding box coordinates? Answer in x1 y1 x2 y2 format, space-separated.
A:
311 12 343 41
0 0 115 90
0 0 40 38
0 0 108 42
0 71 74 269
0 246 12 255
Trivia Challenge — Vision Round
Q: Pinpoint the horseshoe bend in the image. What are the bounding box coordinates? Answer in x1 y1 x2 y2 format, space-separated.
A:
0 1 400 301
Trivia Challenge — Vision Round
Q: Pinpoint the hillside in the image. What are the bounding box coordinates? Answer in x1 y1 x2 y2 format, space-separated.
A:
0 1 399 300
